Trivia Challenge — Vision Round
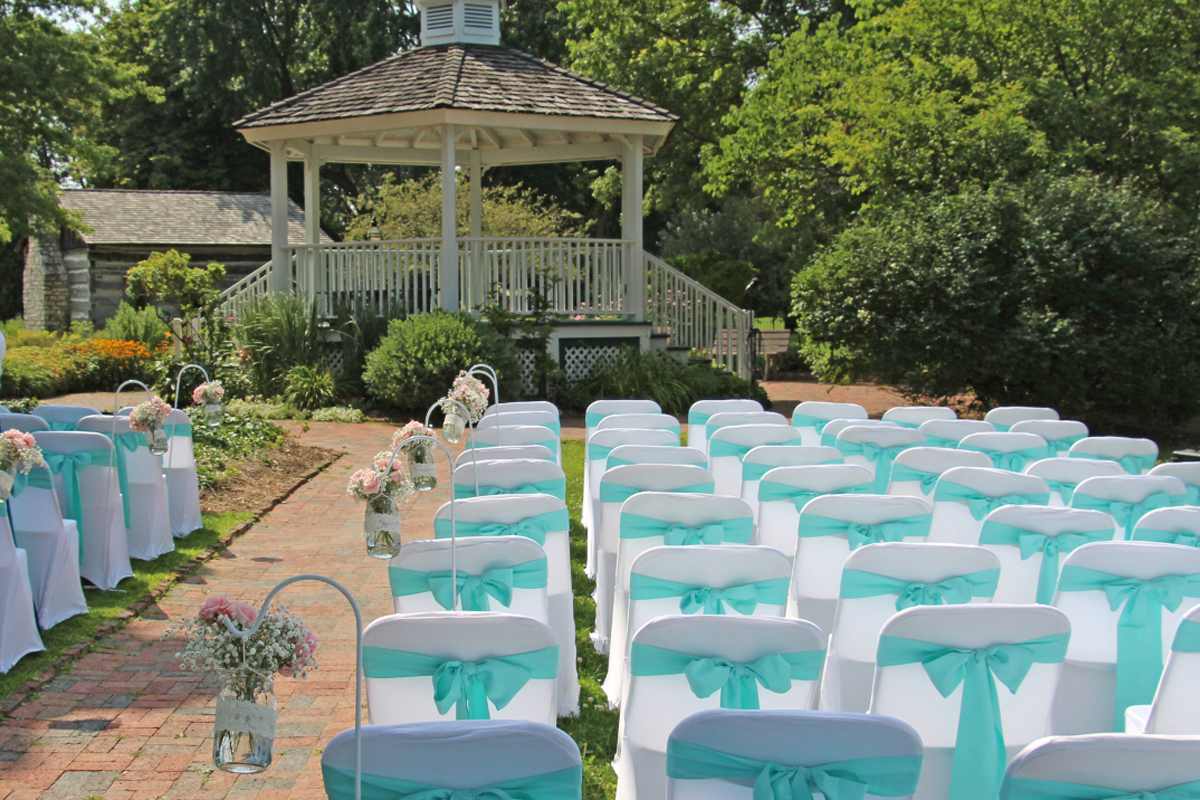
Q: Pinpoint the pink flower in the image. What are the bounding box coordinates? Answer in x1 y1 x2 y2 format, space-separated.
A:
198 595 236 623
360 471 381 495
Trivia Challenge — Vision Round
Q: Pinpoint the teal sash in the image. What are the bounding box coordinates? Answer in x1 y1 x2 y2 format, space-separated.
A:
630 641 825 709
163 422 193 438
454 478 566 500
473 435 558 451
43 448 116 535
1056 565 1200 728
840 568 999 610
1042 432 1086 453
322 763 582 800
588 441 618 461
1173 618 1200 652
922 434 961 449
1042 478 1082 505
667 739 922 800
991 422 1013 432
598 481 713 504
798 512 931 550
744 456 840 482
585 411 606 427
608 454 701 469
958 444 1050 473
979 520 1114 604
433 508 568 547
757 480 868 510
834 441 916 492
362 644 558 720
619 513 753 544
46 421 77 431
389 557 548 612
1132 527 1200 548
1071 491 1175 539
104 431 144 527
933 480 1050 520
628 573 789 615
888 463 941 495
711 438 800 460
688 410 713 429
1072 450 1157 475
1002 775 1200 800
876 632 1070 800
1185 485 1200 505
792 412 845 435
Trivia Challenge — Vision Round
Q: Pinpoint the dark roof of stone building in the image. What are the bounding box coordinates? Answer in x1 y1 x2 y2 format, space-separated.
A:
236 44 677 129
61 190 328 246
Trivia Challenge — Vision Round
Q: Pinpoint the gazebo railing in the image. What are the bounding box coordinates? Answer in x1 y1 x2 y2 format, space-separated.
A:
458 237 628 315
291 239 442 317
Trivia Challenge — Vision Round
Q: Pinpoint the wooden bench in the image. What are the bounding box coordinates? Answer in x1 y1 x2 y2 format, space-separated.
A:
758 329 793 380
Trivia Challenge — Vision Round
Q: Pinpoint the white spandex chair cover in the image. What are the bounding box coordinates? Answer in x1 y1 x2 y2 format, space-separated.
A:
1132 506 1200 548
1069 475 1186 540
820 419 900 448
604 543 790 707
791 401 868 447
455 444 554 466
917 419 998 450
0 513 44 671
615 614 825 800
1001 734 1200 800
871 604 1071 800
1023 457 1126 507
985 406 1060 431
77 415 173 560
432 494 578 715
666 709 925 800
709 424 803 496
484 400 559 416
887 447 993 499
607 445 706 471
741 445 843 515
32 406 101 431
595 466 716 652
689 399 763 457
757 464 874 557
389 536 550 618
791 494 933 634
1124 601 1200 734
1010 419 1090 456
1069 436 1159 476
979 505 1117 605
0 413 48 432
824 542 999 712
476 409 559 431
584 401 662 545
835 426 928 494
929 467 1050 545
161 408 202 537
883 406 957 428
1051 541 1200 735
958 432 1053 473
321 720 582 800
362 612 559 726
451 458 567 502
468 424 560 464
704 411 788 453
1149 462 1200 506
597 412 681 437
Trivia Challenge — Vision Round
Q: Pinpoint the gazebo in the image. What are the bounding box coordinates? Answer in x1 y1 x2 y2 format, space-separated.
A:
222 0 753 378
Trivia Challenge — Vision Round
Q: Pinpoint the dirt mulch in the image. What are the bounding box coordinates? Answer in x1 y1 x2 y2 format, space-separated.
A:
200 434 339 514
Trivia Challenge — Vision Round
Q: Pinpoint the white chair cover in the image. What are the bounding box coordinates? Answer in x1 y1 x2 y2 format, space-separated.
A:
1023 457 1126 507
476 410 559 431
887 447 993 499
1010 419 1089 456
604 543 790 707
979 505 1117 605
709 424 803 497
321 720 582 800
741 445 843 516
667 709 924 800
77 415 173 560
1002 733 1200 800
161 408 202 537
791 401 868 447
615 614 825 800
584 401 662 550
984 406 1060 431
607 445 707 471
835 426 928 493
451 458 567 503
689 399 763 457
704 411 788 454
1132 506 1200 548
929 467 1050 545
597 412 681 436
594 465 716 652
455 444 554 466
820 419 900 448
917 419 998 448
483 400 560 417
1150 462 1200 506
389 537 550 619
433 494 578 715
362 612 559 726
31 405 101 431
469 424 560 464
958 432 1053 473
1069 436 1159 476
0 514 44 672
0 413 48 432
882 406 957 428
871 604 1071 800
1051 541 1200 735
1125 601 1200 734
824 542 999 712
791 494 933 634
1069 475 1187 540
757 464 875 557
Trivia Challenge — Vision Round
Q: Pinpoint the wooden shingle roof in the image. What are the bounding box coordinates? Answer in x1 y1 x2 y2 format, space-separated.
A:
235 44 677 130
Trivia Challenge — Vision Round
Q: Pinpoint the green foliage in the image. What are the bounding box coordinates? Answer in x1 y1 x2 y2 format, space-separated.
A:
103 301 170 349
1 397 40 414
189 406 286 490
232 294 325 398
125 249 225 322
479 267 565 398
283 364 340 411
794 174 1200 428
363 312 521 414
332 298 407 396
666 251 755 309
0 346 76 397
310 406 364 423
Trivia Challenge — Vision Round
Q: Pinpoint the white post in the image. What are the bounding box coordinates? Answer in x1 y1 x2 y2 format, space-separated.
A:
303 156 321 245
440 124 459 311
269 141 290 294
621 135 645 321
469 149 483 307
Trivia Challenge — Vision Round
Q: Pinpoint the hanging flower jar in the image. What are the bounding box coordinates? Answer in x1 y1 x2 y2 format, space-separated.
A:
193 381 225 427
129 396 172 455
392 422 437 491
440 402 467 444
347 453 413 559
439 372 488 444
213 666 276 773
0 430 44 502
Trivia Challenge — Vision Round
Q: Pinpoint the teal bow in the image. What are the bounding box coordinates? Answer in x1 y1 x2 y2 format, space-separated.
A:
106 431 144 528
628 572 789 615
598 481 713 504
743 456 841 482
934 480 1050 520
433 509 567 547
455 478 566 501
959 444 1050 473
798 512 932 550
390 559 547 611
888 463 939 495
630 642 824 710
362 645 558 720
10 467 53 498
711 438 801 460
1042 478 1080 505
46 421 77 431
1043 433 1086 454
840 568 999 610
792 412 845 435
667 739 922 800
1071 491 1173 539
922 434 961 449
757 480 869 510
1072 451 1156 475
877 632 1069 800
1134 527 1200 547
43 449 116 537
162 422 193 439
836 441 915 492
1057 566 1200 728
664 522 726 546
979 520 1114 604
1002 775 1200 800
321 763 583 800
619 512 753 543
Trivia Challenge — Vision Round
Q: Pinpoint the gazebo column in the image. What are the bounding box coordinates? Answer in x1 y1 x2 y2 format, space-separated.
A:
468 149 484 306
439 124 459 311
621 134 645 321
269 141 290 293
303 156 321 244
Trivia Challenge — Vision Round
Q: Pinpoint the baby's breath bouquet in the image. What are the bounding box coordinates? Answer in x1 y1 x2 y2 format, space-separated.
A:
0 429 45 501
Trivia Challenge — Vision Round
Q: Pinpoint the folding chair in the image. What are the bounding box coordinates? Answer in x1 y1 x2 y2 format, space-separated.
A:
0 511 44 672
757 464 874 557
615 615 825 800
1124 601 1200 734
688 399 763 457
452 458 566 502
1069 436 1159 475
821 419 899 448
1010 419 1089 456
791 401 868 447
607 445 706 471
389 537 550 619
1070 475 1186 540
481 403 561 435
959 432 1053 473
362 612 559 725
824 542 999 712
741 444 843 516
871 604 1070 800
929 467 1050 545
1149 462 1200 506
709 424 803 496
161 408 203 537
1132 506 1200 548
32 405 101 432
584 400 662 549
0 413 48 433
791 494 933 634
1024 457 1126 507
666 709 924 800
887 447 993 498
455 444 554 466
882 406 957 428
917 418 997 449
984 406 1060 431
835 425 927 493
704 411 788 454
1052 541 1200 734
468 424 560 464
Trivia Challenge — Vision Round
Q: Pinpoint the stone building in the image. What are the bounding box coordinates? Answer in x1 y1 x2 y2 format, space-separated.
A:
22 189 326 330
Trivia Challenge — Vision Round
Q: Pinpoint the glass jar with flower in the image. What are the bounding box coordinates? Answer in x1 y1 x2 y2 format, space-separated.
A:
0 430 46 502
392 421 437 491
440 372 490 443
192 381 225 427
347 453 414 559
129 396 173 455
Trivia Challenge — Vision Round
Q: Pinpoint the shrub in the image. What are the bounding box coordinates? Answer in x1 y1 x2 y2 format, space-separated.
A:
283 364 340 410
0 346 84 397
311 406 364 423
793 174 1200 428
104 302 170 350
66 338 159 390
233 294 325 397
333 298 406 395
189 407 286 490
363 312 521 414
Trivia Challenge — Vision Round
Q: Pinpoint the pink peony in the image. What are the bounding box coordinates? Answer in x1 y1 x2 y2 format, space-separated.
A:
198 595 236 623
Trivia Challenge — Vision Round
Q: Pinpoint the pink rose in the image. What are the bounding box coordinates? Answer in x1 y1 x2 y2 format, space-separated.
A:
360 471 381 495
192 386 205 405
198 595 236 622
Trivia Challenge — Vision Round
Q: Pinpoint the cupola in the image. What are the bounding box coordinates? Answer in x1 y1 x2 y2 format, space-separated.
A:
417 0 503 47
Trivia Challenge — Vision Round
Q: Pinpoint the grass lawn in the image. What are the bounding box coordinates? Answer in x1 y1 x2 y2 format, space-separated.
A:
0 510 251 699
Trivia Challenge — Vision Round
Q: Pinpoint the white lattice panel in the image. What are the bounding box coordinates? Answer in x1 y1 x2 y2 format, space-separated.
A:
517 348 538 396
562 343 622 381
322 347 345 375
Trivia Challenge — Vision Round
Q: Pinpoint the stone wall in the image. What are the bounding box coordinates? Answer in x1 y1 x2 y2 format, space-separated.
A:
22 235 70 331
